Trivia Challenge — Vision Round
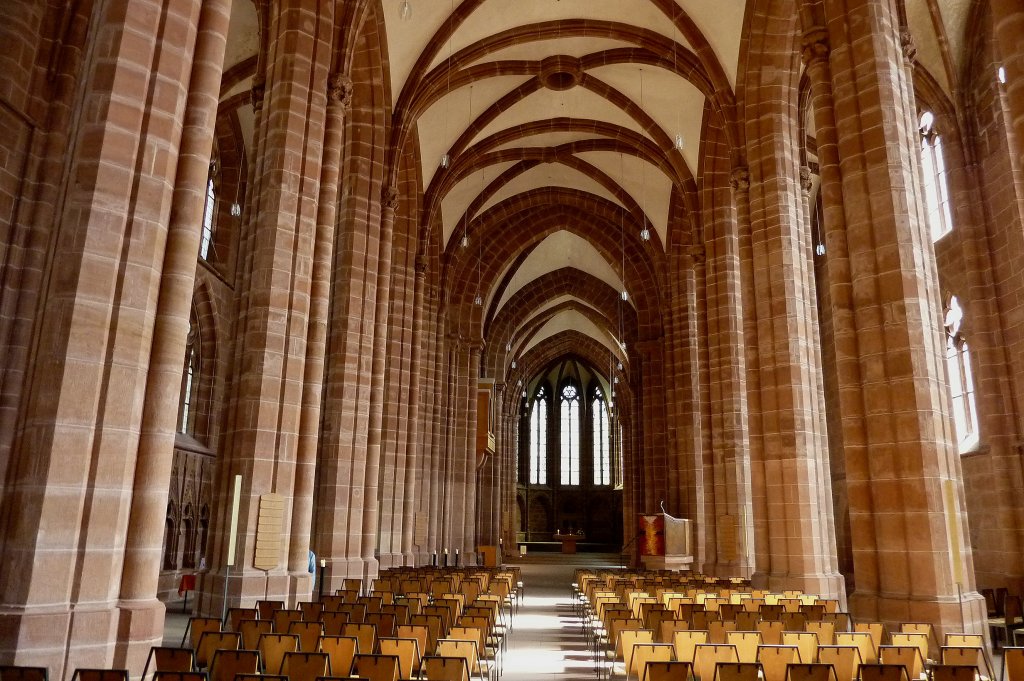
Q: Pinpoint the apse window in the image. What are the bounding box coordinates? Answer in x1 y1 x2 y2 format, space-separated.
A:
529 387 548 485
179 310 201 434
592 387 611 486
200 171 217 260
919 111 954 242
560 383 581 486
944 296 979 453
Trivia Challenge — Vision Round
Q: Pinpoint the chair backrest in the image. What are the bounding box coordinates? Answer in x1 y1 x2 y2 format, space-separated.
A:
781 613 808 632
758 621 786 646
1003 647 1024 681
146 647 194 678
238 619 274 651
757 645 803 681
280 652 330 681
378 637 422 679
435 639 481 674
929 665 977 681
807 623 836 646
343 623 378 656
410 614 443 653
854 625 886 651
817 645 864 681
0 667 49 681
322 595 347 612
195 631 241 669
70 670 128 681
735 613 761 631
318 636 360 676
351 654 400 681
619 629 656 667
836 633 877 665
273 610 304 634
420 655 470 681
943 634 983 649
673 630 710 664
713 662 761 681
207 649 260 681
185 617 222 651
643 661 693 681
257 600 285 620
782 632 819 665
367 612 397 639
726 632 762 664
787 663 837 681
151 672 206 681
877 645 924 681
632 644 676 680
300 602 325 622
661 620 690 644
396 625 431 658
890 634 929 666
320 611 350 637
858 664 910 681
290 621 326 652
226 608 258 632
939 646 989 678
258 633 300 675
693 644 739 681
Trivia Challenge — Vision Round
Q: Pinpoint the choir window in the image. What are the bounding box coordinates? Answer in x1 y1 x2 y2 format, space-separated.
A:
945 296 979 453
560 383 581 485
919 111 954 242
179 309 200 435
529 387 547 485
592 387 611 486
200 167 217 260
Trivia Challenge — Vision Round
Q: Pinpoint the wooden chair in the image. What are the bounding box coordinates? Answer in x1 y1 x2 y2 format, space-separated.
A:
1003 647 1024 681
344 623 378 656
693 644 739 681
855 625 887 652
807 622 836 646
289 621 325 652
890 634 931 666
351 654 401 681
726 632 762 664
182 617 222 651
758 645 804 681
396 625 431 659
207 650 259 681
321 611 350 637
258 633 299 675
141 646 193 679
713 662 761 681
878 645 925 681
300 602 325 622
787 664 837 681
280 651 330 681
782 632 819 665
929 666 977 681
70 670 127 681
367 612 397 639
989 595 1024 648
420 655 470 681
858 664 911 681
817 645 864 681
322 595 347 612
225 608 258 632
256 600 285 620
782 613 809 632
944 634 983 649
837 633 877 665
195 631 241 670
272 609 303 634
411 614 443 655
318 635 359 677
758 621 786 646
378 637 422 680
643 661 693 681
151 673 206 681
344 578 364 596
435 639 489 681
0 667 49 681
939 646 993 680
631 644 676 681
620 629 656 675
735 613 760 632
673 630 710 665
238 619 273 651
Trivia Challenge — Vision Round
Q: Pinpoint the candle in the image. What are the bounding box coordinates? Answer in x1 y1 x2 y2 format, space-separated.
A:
444 548 448 554
320 559 326 568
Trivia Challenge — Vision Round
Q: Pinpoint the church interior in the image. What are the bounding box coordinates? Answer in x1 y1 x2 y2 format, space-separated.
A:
2 0 1024 678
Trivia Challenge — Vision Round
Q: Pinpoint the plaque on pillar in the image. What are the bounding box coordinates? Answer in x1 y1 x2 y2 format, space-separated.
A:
255 493 285 570
639 512 693 571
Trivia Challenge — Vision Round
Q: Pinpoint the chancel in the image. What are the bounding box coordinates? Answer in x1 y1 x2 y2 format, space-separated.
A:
1 1 1024 680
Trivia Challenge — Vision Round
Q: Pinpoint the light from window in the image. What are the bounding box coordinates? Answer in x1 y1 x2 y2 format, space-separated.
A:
944 296 979 453
529 390 547 485
560 384 580 485
593 388 610 485
180 345 198 433
200 177 216 259
919 111 954 241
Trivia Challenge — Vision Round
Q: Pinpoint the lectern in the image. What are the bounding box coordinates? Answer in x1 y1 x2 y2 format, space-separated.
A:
638 512 693 570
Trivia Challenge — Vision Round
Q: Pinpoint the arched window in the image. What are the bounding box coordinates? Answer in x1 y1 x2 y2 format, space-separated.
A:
200 164 217 260
944 296 979 452
179 309 200 434
560 383 581 485
592 387 610 485
529 387 547 485
920 111 954 242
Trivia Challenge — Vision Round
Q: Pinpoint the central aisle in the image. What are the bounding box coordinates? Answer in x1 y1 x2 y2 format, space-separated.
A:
501 558 607 681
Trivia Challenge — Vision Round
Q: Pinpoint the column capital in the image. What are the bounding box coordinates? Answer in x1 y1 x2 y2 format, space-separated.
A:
415 253 429 274
900 29 918 65
250 78 266 110
800 166 814 194
800 27 830 67
327 72 353 108
382 185 400 211
730 166 750 192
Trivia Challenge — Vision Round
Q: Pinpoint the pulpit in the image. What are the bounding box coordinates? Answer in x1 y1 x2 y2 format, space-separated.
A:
638 512 693 570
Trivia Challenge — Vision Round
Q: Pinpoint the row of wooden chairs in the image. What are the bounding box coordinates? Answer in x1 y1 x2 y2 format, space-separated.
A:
630 660 1011 681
